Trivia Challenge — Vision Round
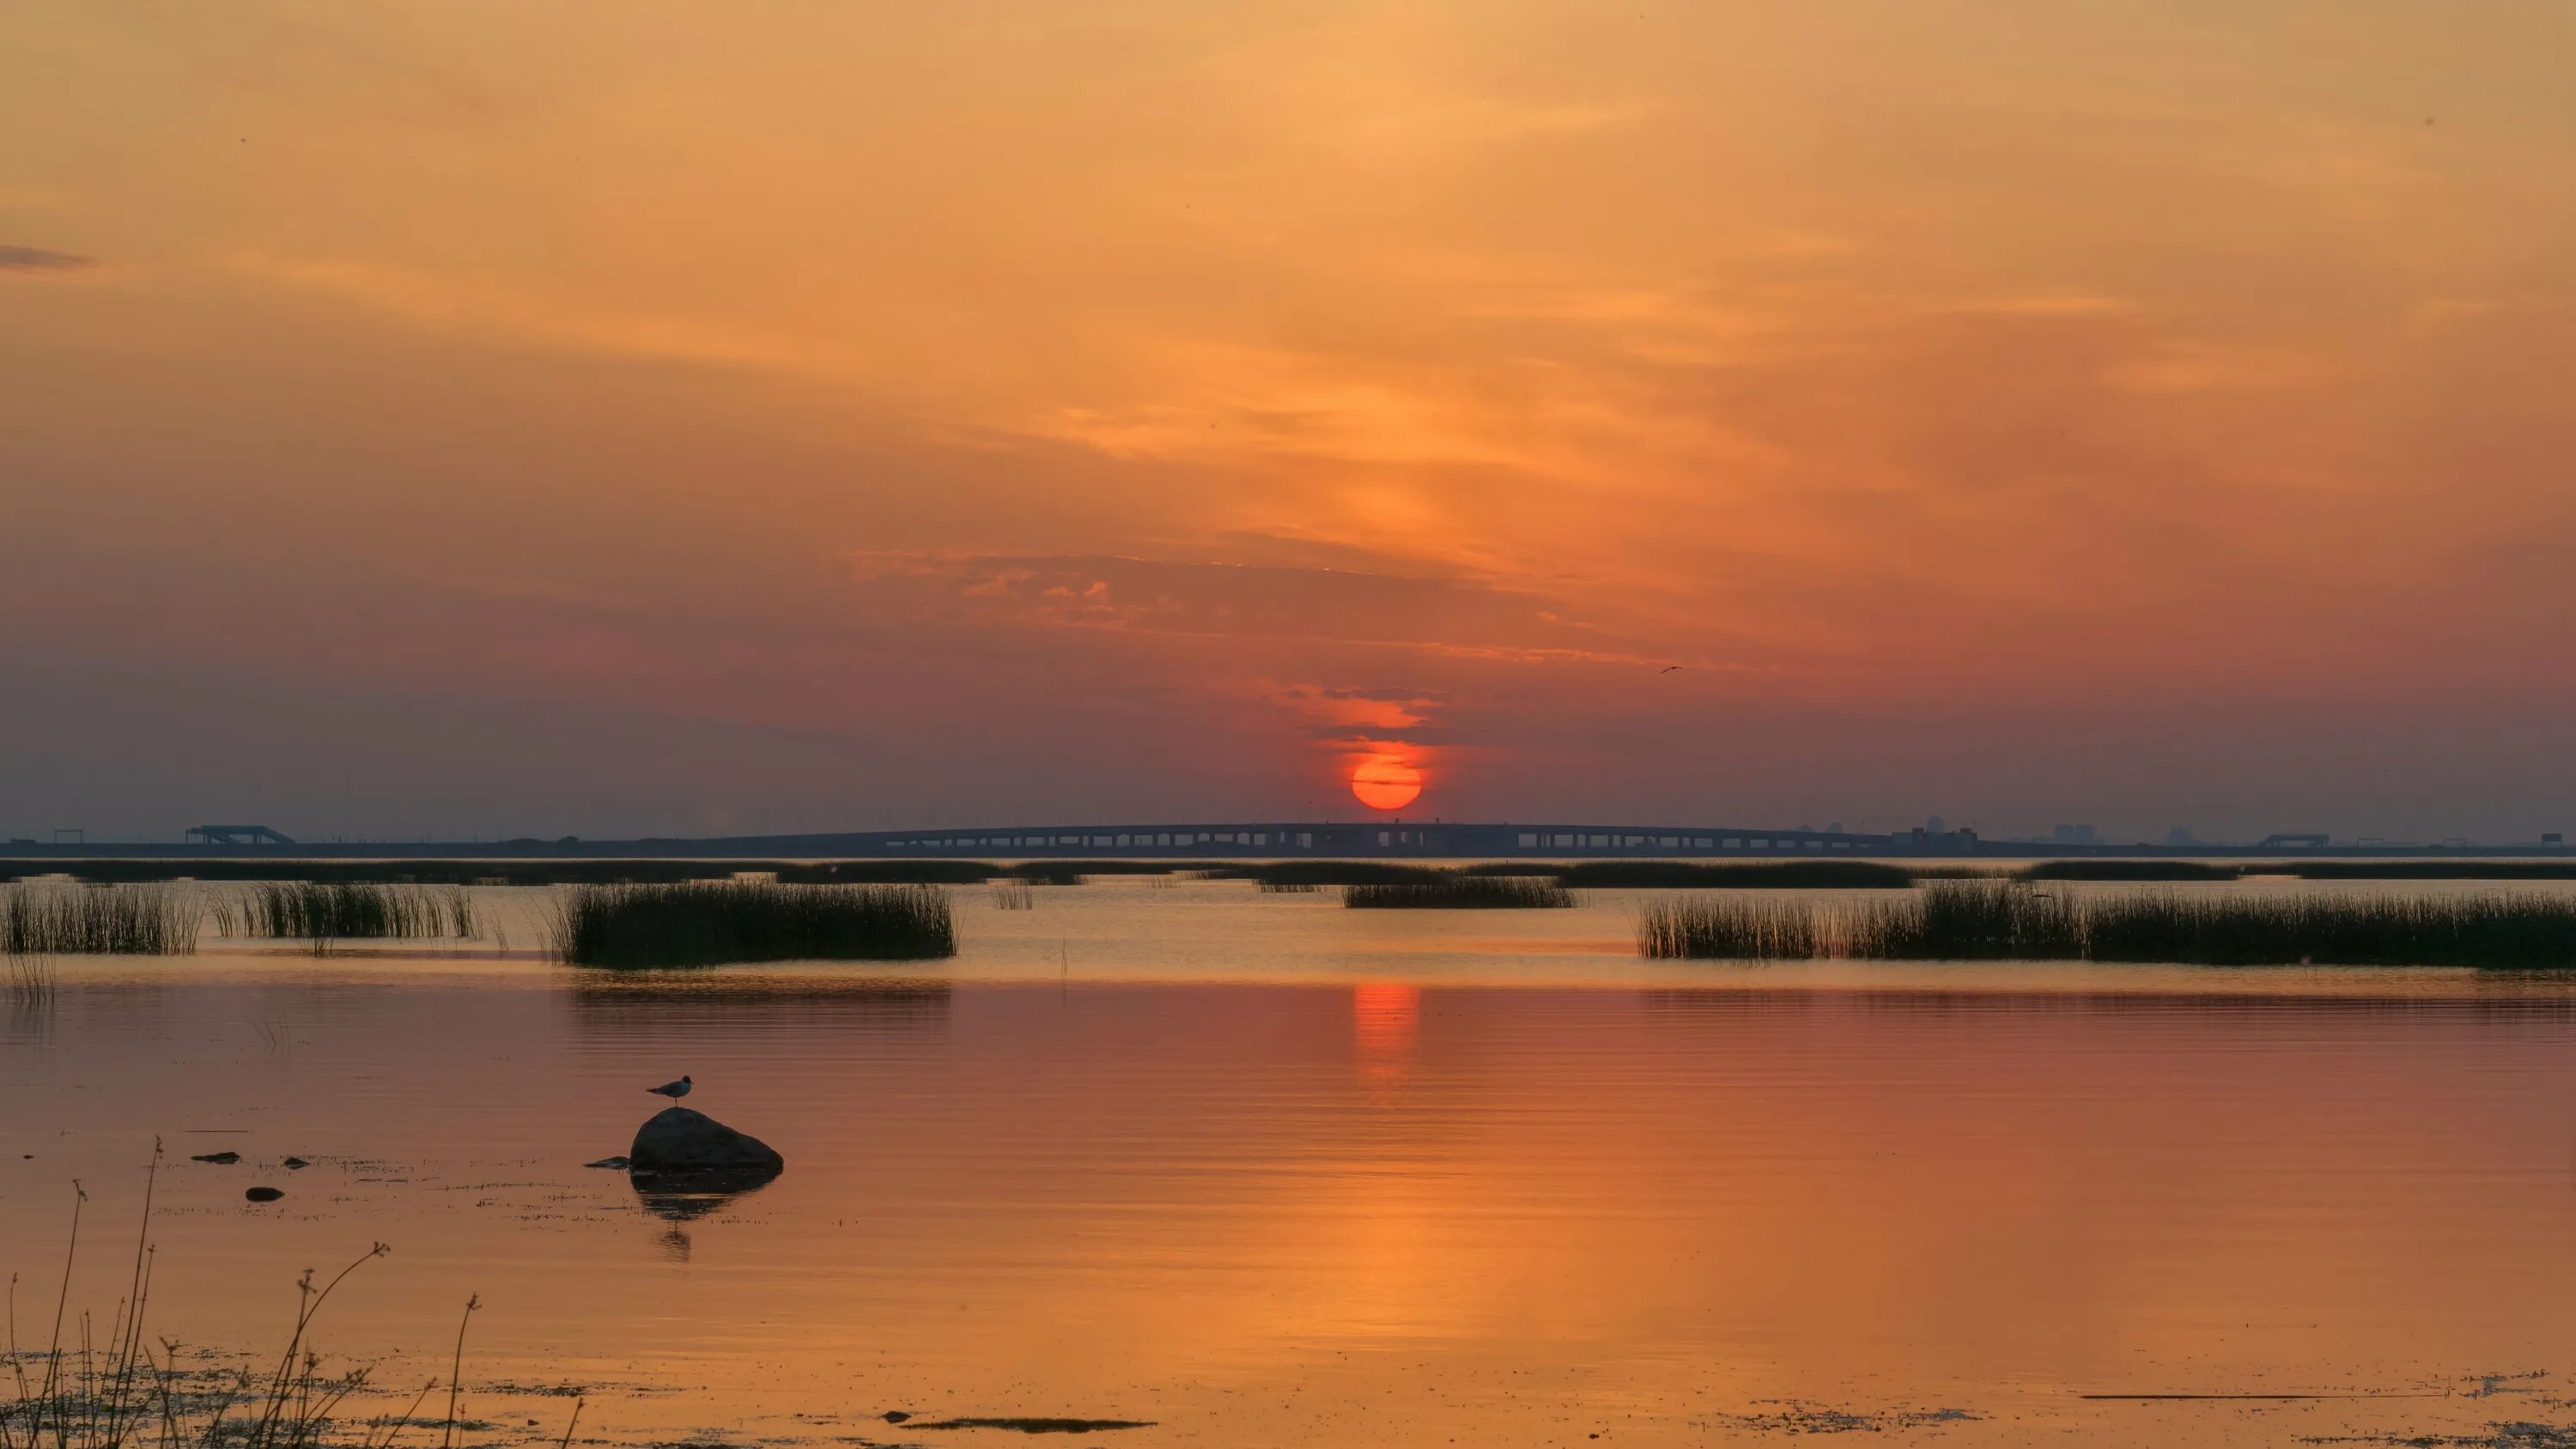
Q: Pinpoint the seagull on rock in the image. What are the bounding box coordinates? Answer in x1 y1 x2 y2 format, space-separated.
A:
647 1075 693 1103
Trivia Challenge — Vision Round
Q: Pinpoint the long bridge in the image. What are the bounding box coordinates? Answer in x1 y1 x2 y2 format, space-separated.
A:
700 821 1922 858
9 822 2566 860
9 821 1941 858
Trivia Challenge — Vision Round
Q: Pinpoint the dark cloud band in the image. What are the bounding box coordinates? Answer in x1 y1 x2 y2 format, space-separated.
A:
0 245 97 272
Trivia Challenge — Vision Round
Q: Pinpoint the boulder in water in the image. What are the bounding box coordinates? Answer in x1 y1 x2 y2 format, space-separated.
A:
245 1186 284 1203
629 1106 784 1175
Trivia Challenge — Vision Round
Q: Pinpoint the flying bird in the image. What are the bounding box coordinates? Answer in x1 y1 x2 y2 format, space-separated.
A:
1659 664 1681 674
647 1075 693 1102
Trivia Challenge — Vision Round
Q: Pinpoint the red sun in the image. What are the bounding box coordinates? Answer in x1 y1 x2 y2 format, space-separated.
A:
1351 755 1424 812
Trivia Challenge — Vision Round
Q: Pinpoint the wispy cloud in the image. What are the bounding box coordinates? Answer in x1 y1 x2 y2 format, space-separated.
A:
227 252 873 386
844 547 1655 665
0 245 96 274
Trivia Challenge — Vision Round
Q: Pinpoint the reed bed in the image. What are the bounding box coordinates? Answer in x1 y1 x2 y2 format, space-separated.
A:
2016 861 2239 882
2080 891 2576 967
773 861 999 885
2262 862 2576 881
1552 860 1914 889
1638 897 1820 960
991 882 1037 911
1635 881 2576 967
1844 882 2087 959
213 883 474 941
1006 863 1086 886
1345 877 1575 909
1207 862 1449 888
552 882 957 967
0 885 198 956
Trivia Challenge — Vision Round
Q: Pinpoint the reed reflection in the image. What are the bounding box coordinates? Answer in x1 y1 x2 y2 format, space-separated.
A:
568 974 952 1039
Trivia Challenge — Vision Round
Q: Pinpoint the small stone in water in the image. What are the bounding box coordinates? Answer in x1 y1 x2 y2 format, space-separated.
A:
245 1186 285 1203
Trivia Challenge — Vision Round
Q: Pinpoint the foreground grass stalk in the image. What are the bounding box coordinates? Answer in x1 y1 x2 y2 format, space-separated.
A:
1 1155 471 1449
438 1298 476 1449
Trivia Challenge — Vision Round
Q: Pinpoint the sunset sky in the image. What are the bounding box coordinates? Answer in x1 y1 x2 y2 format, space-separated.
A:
3 1 2570 841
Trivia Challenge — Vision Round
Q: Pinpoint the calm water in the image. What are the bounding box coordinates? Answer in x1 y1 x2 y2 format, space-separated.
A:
8 877 2576 1447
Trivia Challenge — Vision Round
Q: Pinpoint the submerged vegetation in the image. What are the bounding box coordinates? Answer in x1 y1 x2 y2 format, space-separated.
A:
1344 877 1575 909
213 884 475 942
1639 881 2576 967
0 885 198 957
552 882 957 967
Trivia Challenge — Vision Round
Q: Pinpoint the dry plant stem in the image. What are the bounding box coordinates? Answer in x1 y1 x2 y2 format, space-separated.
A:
369 1379 440 1449
440 1298 477 1449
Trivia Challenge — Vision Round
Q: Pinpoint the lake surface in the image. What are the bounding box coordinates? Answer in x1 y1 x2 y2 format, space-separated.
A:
9 877 2576 1447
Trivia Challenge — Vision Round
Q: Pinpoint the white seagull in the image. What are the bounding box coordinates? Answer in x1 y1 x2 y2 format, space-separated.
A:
647 1075 693 1103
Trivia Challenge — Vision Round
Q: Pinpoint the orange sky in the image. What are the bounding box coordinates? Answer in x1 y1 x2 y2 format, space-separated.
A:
2 1 2570 840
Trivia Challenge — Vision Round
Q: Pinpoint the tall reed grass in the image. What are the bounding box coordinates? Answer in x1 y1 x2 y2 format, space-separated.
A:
1844 882 2085 959
0 887 198 957
211 885 474 942
1635 881 2576 967
1344 877 1575 909
551 882 957 967
1638 898 1820 960
2080 891 2576 967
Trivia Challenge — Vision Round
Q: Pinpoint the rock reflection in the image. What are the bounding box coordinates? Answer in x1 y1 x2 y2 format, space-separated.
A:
629 1161 781 1262
628 1162 783 1223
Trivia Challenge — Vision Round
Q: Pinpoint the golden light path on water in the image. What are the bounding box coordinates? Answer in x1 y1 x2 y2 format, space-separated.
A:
7 876 2576 1448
